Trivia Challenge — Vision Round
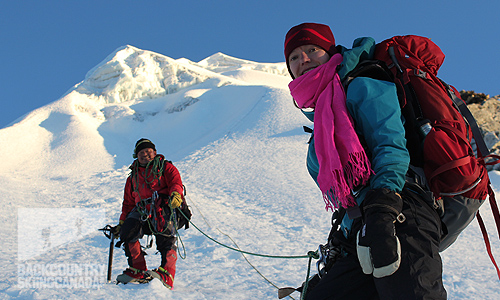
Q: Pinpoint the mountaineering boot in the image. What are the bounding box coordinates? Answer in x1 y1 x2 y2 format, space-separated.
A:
148 266 175 289
117 241 150 284
116 267 152 284
148 248 177 289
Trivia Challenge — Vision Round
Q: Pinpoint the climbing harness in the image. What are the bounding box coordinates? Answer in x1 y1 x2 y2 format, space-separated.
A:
136 191 175 236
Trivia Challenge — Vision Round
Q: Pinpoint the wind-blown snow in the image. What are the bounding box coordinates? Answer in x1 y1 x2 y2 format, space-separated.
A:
0 46 499 299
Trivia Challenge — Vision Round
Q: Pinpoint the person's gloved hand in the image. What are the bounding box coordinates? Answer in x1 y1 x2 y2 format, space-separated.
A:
112 220 124 238
169 191 183 209
357 188 404 278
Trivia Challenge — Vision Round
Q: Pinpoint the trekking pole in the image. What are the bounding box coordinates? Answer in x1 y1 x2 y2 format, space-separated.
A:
99 225 116 283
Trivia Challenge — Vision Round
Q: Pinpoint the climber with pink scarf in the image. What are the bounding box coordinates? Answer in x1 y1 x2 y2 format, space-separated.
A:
284 23 445 299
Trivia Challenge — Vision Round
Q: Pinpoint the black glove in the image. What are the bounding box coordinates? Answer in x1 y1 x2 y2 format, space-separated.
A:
357 188 404 278
111 220 124 238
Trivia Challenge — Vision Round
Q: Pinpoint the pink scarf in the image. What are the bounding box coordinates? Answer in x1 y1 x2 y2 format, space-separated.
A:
289 54 373 210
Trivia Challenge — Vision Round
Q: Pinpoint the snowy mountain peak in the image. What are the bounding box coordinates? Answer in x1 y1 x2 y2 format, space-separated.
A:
199 51 289 76
71 46 288 105
76 45 212 104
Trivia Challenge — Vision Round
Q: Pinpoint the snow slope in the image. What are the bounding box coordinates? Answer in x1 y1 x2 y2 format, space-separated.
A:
0 46 499 299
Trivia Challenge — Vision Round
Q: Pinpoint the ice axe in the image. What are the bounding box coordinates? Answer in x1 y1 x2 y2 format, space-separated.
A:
99 225 117 283
278 286 299 299
278 273 321 299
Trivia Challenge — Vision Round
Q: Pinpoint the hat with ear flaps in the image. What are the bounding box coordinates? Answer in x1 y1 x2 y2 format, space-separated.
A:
133 138 156 158
284 22 337 78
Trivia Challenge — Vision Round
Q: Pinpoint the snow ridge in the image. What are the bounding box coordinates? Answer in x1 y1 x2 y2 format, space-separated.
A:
76 45 211 104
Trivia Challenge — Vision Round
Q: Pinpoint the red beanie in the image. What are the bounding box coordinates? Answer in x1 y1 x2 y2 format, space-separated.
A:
284 23 336 76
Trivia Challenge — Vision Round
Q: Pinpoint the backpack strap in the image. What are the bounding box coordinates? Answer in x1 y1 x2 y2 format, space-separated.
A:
477 210 500 280
442 81 490 158
342 60 394 91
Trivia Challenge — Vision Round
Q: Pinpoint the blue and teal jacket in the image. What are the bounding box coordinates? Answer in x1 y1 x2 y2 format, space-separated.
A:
302 37 410 236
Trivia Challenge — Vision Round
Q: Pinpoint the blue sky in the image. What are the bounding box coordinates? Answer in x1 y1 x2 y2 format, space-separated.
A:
1 0 499 129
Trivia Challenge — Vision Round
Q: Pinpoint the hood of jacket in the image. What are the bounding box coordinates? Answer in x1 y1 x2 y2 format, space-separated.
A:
336 37 376 80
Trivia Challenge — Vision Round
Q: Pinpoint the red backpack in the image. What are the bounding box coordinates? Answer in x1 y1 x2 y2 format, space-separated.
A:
344 35 500 278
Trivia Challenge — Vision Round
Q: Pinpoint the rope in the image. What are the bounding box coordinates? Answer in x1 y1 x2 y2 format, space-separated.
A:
177 208 311 259
170 207 187 260
186 194 213 229
184 195 305 299
218 228 296 300
130 155 164 205
300 251 319 300
131 181 318 297
131 156 169 235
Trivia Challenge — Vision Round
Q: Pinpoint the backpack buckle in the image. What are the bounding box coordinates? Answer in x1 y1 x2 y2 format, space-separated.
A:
414 69 428 79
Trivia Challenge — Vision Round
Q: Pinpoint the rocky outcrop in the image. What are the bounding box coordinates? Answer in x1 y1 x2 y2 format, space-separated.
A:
463 91 500 170
460 90 490 105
